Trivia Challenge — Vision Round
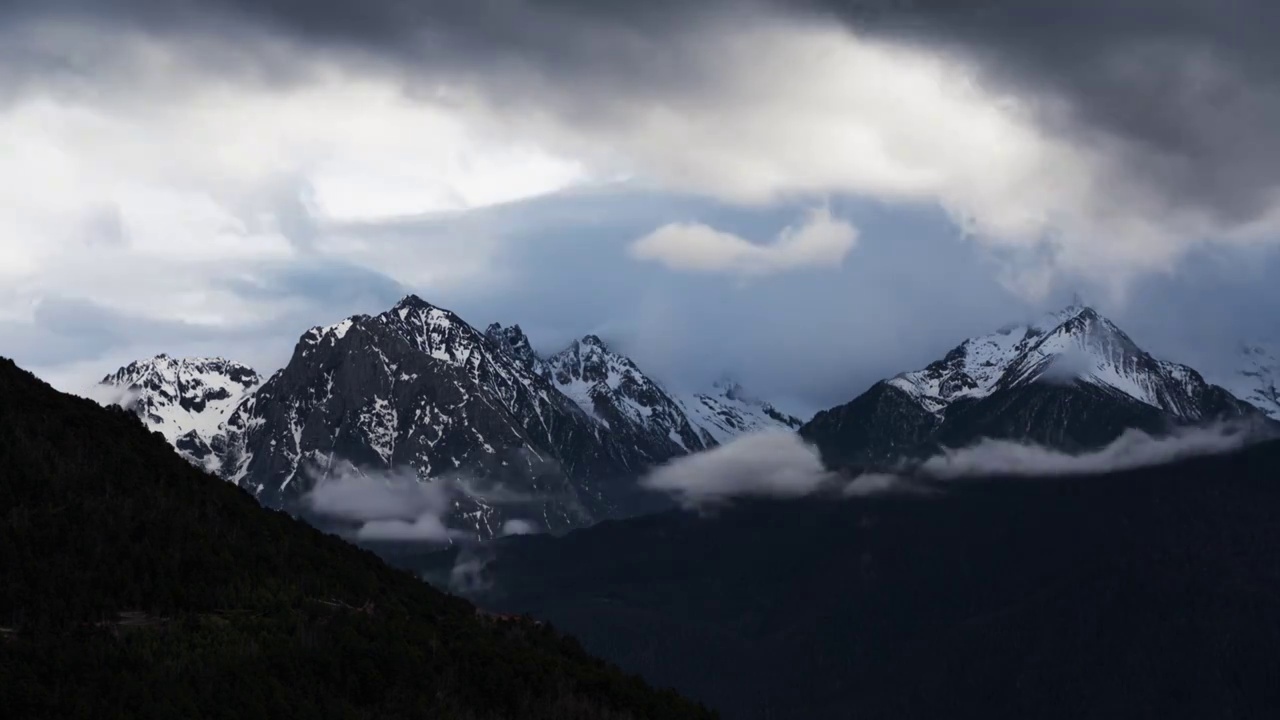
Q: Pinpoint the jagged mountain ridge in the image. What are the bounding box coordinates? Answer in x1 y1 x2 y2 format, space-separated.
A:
802 304 1268 467
486 323 803 459
217 296 647 540
100 296 799 541
543 334 715 460
99 355 260 469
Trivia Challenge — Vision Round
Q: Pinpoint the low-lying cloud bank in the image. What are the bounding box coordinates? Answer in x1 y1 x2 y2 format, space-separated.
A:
302 460 553 544
640 430 836 508
919 423 1270 480
305 465 458 543
642 422 1276 508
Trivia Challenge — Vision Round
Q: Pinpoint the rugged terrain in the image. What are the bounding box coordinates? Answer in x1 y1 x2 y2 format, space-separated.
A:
101 297 800 539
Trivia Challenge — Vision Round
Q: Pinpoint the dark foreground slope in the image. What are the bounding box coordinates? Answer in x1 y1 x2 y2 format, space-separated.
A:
0 359 713 720
412 442 1280 720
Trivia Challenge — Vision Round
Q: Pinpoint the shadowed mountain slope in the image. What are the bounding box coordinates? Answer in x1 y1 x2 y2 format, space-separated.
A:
0 357 714 720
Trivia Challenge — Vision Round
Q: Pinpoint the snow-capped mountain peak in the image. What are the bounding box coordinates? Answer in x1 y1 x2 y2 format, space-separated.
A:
99 354 260 467
544 335 711 455
888 304 1222 419
804 302 1265 468
679 378 804 444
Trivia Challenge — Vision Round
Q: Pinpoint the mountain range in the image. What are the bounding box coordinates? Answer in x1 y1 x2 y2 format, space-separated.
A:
98 298 1275 539
99 295 799 540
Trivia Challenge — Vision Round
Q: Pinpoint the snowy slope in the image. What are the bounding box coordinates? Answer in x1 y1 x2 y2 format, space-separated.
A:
99 355 260 468
888 304 1230 420
1215 342 1280 420
804 303 1264 466
541 335 711 457
680 380 804 443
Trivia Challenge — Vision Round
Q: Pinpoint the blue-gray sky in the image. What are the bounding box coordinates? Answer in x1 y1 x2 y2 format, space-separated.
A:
2 0 1278 417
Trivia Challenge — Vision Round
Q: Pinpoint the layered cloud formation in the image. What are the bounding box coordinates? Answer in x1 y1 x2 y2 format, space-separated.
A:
4 0 1280 408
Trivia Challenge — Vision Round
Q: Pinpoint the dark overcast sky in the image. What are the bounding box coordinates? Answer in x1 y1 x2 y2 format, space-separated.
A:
1 0 1278 416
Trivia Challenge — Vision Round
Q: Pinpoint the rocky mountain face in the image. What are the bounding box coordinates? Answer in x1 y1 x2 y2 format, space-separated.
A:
1214 342 1280 420
486 323 804 461
802 304 1268 467
543 334 715 460
98 355 260 469
217 296 648 539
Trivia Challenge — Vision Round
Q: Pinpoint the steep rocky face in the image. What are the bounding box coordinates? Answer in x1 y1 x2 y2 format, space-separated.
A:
218 296 644 540
99 355 260 469
803 305 1266 467
1213 342 1280 420
484 322 545 374
679 380 804 443
543 335 714 462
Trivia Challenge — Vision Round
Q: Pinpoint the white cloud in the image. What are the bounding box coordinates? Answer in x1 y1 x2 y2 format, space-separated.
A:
500 519 539 537
358 515 453 543
629 206 857 276
640 430 834 508
842 473 906 497
918 424 1265 479
0 29 582 361
305 465 457 543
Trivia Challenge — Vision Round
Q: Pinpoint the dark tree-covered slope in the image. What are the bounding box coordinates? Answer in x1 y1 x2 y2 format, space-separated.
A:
0 358 714 720
410 441 1280 720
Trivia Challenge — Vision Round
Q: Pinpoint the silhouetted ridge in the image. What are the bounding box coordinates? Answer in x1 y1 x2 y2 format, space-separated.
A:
0 357 714 720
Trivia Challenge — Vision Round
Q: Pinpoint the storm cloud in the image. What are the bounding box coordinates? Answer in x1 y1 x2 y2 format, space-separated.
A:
6 0 1280 271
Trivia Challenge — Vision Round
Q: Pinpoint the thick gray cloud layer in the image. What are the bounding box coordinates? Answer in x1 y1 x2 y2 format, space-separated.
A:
818 0 1280 227
7 0 1278 230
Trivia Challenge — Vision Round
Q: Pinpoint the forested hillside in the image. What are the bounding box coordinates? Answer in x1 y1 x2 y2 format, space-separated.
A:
0 358 713 720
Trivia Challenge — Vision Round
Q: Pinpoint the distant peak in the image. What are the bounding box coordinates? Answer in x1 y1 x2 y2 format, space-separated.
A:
394 294 437 311
580 334 608 349
486 322 526 338
711 377 747 400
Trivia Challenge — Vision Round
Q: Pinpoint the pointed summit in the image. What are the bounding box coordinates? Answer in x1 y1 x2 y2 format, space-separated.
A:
485 323 542 371
394 293 436 311
805 305 1265 467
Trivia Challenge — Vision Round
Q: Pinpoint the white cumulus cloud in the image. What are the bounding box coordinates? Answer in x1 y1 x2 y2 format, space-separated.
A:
629 206 857 276
918 424 1266 479
640 430 835 508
